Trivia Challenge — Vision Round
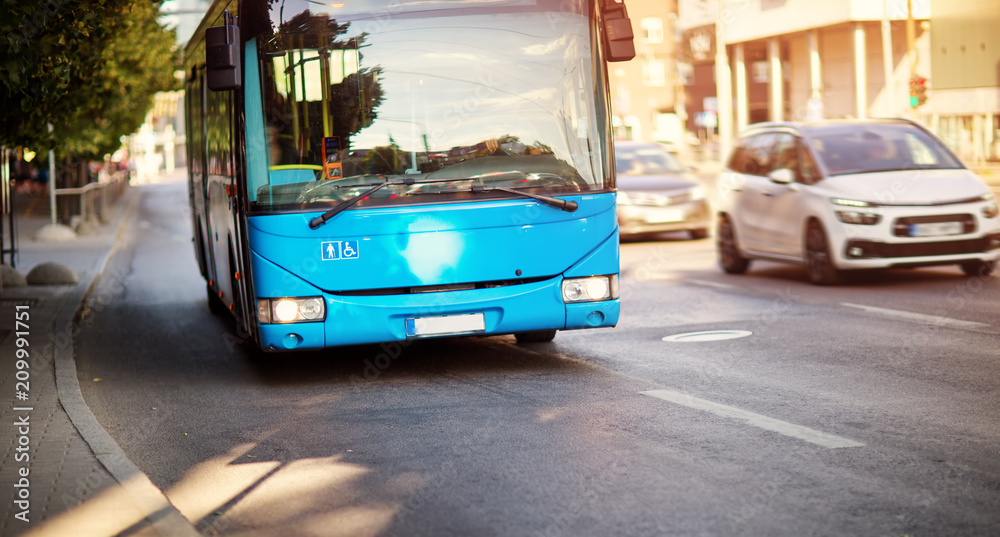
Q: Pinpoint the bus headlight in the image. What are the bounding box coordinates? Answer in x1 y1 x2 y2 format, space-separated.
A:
561 275 619 303
257 297 326 324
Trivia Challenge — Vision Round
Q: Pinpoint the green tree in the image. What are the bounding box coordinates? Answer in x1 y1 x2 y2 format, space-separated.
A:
0 0 177 157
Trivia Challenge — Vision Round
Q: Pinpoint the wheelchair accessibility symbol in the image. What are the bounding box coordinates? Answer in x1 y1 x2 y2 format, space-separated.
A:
321 240 360 261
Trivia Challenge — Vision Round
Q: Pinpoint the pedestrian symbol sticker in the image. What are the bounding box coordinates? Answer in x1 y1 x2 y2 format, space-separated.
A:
321 240 360 260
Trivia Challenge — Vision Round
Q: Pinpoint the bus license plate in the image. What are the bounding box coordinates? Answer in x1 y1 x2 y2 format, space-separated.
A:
405 313 485 337
910 221 963 237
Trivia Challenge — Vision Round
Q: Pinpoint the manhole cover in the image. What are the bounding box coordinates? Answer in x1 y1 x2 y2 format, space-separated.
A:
662 330 752 343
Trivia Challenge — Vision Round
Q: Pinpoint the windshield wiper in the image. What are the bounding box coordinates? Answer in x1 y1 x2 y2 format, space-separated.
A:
308 176 475 229
469 185 578 212
309 180 395 229
308 175 579 229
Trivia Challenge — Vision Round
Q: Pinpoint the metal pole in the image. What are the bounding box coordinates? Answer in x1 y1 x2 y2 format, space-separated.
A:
1 145 13 267
881 0 895 116
48 123 57 225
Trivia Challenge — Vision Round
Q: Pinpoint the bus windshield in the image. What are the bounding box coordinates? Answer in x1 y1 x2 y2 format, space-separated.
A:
244 0 609 212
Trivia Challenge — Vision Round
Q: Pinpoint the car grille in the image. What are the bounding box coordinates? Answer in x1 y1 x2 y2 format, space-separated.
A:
845 235 999 259
330 276 551 296
629 192 691 206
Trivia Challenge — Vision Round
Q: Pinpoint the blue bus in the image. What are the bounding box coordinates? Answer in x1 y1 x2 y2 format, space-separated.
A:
184 0 635 351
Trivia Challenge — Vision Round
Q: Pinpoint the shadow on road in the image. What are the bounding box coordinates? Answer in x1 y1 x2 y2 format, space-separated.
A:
210 315 593 388
726 262 989 288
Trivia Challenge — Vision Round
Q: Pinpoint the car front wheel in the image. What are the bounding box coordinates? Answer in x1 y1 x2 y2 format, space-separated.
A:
960 259 996 278
717 216 750 274
805 222 843 285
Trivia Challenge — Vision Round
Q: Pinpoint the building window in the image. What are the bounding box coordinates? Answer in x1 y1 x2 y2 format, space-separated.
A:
752 61 769 83
678 62 694 86
643 60 666 87
641 18 663 44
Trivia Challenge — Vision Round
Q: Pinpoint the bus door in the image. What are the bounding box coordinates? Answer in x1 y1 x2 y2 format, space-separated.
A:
205 85 239 313
187 64 219 291
230 100 256 341
201 8 257 341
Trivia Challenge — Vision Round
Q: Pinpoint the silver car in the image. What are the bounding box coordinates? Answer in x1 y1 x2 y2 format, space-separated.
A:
615 141 711 240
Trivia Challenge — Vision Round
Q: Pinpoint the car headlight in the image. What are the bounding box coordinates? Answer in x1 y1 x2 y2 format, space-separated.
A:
831 198 873 208
832 198 881 225
835 210 881 225
689 185 706 201
257 297 326 324
561 275 619 303
982 193 999 218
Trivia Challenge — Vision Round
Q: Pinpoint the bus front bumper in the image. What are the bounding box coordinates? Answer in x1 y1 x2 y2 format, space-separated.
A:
256 277 619 351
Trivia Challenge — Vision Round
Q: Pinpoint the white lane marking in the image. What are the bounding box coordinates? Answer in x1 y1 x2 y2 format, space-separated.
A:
840 303 990 331
687 279 736 290
640 389 865 449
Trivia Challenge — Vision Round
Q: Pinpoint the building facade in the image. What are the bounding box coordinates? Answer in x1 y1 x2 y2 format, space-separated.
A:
927 0 1000 164
675 0 1000 161
608 0 683 148
130 0 211 179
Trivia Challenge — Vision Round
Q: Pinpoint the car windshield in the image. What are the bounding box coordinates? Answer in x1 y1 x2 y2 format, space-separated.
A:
804 124 964 176
242 0 609 212
615 145 685 175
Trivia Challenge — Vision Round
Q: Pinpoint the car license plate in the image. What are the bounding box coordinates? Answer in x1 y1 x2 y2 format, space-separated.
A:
645 208 685 224
909 221 963 237
405 313 485 337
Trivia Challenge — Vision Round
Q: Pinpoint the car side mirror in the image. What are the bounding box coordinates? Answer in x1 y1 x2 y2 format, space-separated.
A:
768 168 795 184
601 0 636 62
206 12 241 91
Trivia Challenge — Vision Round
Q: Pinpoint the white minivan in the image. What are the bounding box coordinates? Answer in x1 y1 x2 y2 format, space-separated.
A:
715 119 1000 284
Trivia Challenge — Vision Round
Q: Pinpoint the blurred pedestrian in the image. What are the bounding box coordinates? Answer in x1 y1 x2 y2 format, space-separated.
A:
32 166 49 195
13 152 32 194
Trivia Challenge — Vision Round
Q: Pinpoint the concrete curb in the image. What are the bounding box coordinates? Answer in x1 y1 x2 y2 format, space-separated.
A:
51 189 201 537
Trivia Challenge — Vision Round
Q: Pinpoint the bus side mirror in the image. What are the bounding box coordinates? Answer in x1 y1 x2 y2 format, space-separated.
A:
601 0 635 62
206 21 241 91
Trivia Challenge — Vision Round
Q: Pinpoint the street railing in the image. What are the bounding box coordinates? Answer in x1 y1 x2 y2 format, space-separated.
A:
55 170 130 228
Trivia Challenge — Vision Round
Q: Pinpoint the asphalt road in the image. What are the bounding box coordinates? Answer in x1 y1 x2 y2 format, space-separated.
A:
76 181 1000 536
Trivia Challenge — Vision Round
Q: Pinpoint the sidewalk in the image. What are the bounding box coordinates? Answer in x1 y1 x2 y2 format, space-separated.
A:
1 170 199 537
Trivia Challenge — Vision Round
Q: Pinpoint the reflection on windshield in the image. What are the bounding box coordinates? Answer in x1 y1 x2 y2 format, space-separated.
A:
246 0 607 212
807 125 964 176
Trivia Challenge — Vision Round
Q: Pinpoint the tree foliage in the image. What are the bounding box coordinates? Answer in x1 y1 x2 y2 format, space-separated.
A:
0 0 178 157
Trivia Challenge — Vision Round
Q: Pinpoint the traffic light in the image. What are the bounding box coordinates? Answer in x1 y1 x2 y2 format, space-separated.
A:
909 75 928 107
